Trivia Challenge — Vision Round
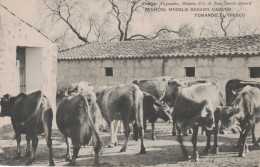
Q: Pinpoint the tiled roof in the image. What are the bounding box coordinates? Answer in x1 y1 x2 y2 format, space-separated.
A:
58 34 260 60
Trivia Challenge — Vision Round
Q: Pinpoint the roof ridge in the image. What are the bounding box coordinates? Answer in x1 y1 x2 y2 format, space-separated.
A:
0 4 56 45
59 34 260 53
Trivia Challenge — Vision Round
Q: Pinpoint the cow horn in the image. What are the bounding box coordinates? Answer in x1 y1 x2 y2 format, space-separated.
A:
216 106 222 109
232 90 237 95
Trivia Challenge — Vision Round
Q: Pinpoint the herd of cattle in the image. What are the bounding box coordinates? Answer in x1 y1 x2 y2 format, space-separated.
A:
0 77 260 166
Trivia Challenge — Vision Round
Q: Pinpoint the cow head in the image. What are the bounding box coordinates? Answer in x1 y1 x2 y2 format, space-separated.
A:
143 92 172 122
219 106 241 132
163 79 185 107
199 100 215 131
0 94 13 117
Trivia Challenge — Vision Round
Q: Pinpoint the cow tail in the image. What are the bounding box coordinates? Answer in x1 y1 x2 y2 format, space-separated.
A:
20 91 43 126
132 89 139 141
81 95 102 151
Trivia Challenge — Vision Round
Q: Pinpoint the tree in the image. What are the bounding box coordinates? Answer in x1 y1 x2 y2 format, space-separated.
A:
42 0 99 44
178 23 194 38
199 0 243 37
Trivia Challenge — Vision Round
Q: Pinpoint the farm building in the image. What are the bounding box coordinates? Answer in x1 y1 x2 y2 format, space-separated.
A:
57 34 260 97
0 5 57 109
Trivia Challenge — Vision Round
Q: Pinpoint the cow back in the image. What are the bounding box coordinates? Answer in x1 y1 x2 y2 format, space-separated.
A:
181 82 223 110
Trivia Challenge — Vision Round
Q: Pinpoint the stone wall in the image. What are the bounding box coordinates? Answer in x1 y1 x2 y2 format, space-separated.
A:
57 55 260 100
0 6 57 110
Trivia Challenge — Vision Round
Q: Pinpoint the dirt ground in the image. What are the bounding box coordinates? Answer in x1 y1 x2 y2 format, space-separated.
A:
0 122 259 167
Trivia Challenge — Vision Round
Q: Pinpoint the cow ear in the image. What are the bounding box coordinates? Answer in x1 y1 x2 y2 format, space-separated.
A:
3 94 11 101
201 99 209 105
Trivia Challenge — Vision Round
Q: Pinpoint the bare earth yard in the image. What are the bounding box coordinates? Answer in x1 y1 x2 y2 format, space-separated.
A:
0 121 259 167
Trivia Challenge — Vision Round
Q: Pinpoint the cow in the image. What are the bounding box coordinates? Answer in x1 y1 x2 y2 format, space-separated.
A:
0 91 55 166
164 82 224 161
163 79 211 136
96 84 146 154
56 82 102 166
219 85 260 157
132 76 174 101
142 92 172 140
225 79 260 106
225 79 260 142
132 77 173 140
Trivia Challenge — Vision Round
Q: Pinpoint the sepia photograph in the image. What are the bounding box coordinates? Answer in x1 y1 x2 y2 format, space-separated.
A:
0 0 259 166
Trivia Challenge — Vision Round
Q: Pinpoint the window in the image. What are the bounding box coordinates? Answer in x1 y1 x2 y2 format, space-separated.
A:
105 67 113 76
249 67 260 78
185 67 195 77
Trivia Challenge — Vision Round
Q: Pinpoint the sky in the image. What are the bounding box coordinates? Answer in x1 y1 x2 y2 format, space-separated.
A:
1 0 259 47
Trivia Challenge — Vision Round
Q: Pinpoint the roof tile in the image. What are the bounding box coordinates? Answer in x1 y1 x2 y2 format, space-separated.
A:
58 34 260 60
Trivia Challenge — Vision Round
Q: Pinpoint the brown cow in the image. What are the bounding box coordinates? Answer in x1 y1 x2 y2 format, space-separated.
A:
165 82 224 161
96 84 146 153
0 91 55 166
219 85 260 157
56 82 102 166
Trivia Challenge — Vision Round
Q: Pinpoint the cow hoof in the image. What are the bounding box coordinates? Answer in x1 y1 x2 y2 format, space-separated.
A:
49 161 55 166
140 148 146 154
69 159 76 166
66 156 71 162
152 136 157 140
26 151 31 156
26 158 34 166
108 143 114 148
15 154 21 159
194 157 200 162
219 130 227 134
238 153 245 158
26 161 32 166
203 146 211 155
245 148 249 154
172 131 177 136
120 146 127 152
183 133 188 136
114 142 118 146
213 147 219 154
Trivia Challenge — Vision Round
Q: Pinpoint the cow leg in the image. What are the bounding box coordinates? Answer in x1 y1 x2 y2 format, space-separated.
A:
251 124 259 147
188 128 193 134
177 130 189 160
15 134 21 159
151 122 157 140
238 126 252 157
91 119 102 167
201 127 205 135
70 146 80 166
120 120 131 152
42 109 55 166
118 121 124 134
108 120 115 148
183 126 189 136
64 136 71 161
203 129 211 154
26 134 31 156
114 120 120 146
143 118 147 132
191 125 199 161
172 118 178 136
139 124 146 154
26 135 38 165
236 133 243 148
213 117 219 154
